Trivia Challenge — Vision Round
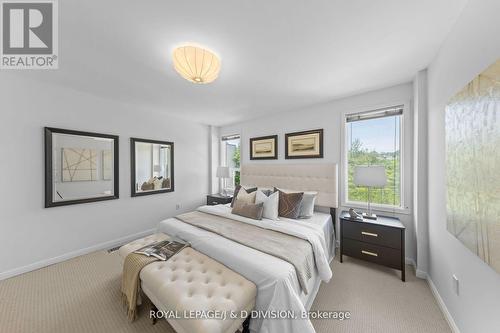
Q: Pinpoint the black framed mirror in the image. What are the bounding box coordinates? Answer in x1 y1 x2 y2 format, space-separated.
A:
131 138 174 197
44 127 119 208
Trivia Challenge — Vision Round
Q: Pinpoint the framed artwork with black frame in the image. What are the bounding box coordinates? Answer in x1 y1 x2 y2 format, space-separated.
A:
250 135 278 160
285 129 324 159
44 127 119 208
131 138 175 197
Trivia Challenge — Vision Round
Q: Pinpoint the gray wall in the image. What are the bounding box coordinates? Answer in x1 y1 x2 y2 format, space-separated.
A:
0 75 210 278
426 0 500 332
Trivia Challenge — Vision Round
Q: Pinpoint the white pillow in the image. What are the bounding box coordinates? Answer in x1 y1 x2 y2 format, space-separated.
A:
255 190 279 220
275 188 317 219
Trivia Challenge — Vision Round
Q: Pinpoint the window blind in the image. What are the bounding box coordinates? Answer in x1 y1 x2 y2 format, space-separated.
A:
221 134 240 141
346 105 403 123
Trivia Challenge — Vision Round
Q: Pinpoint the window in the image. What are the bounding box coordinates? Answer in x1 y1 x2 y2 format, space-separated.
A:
344 106 405 209
221 134 241 189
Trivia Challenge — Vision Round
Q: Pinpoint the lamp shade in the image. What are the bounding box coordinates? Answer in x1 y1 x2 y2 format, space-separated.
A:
173 45 220 84
353 166 387 187
216 166 230 179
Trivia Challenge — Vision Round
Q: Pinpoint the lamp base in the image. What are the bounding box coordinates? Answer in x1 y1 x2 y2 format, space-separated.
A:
362 212 377 220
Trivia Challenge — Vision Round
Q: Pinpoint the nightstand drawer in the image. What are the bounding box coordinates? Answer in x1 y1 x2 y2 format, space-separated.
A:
342 238 401 270
343 221 402 249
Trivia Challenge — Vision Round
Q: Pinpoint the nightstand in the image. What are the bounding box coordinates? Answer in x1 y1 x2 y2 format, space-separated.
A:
339 211 406 281
206 194 233 206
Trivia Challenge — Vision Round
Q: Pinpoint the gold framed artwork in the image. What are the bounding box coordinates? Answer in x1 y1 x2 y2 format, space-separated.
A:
250 135 278 160
445 59 500 274
285 129 323 159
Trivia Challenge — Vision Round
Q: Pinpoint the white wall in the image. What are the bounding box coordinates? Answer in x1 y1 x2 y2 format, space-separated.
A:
220 83 416 263
426 0 500 332
413 69 429 277
0 75 210 278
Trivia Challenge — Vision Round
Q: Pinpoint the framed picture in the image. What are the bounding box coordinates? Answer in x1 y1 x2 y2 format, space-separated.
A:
285 129 323 159
45 127 119 208
131 138 174 197
250 135 278 160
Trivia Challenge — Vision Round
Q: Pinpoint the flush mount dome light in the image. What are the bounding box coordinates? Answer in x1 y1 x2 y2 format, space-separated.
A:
172 45 220 84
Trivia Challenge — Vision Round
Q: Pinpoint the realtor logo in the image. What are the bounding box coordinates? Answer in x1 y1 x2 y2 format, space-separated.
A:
1 0 58 69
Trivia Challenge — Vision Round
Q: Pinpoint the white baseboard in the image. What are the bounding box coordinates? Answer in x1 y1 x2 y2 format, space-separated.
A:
426 276 461 333
0 228 156 281
416 269 428 279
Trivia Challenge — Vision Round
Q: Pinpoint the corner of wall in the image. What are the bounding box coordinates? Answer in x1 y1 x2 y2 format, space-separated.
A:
413 69 430 276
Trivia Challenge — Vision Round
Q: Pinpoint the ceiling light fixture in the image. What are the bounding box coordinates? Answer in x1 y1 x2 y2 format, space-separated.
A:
172 45 220 84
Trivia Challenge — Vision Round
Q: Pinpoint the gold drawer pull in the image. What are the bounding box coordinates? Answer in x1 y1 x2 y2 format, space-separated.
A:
361 231 378 237
361 250 378 257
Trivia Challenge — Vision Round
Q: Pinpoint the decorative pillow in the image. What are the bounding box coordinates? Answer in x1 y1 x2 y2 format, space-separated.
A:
141 182 154 191
298 192 317 218
275 188 317 219
234 187 257 206
255 190 279 220
275 188 304 219
232 201 264 220
162 178 171 189
257 187 274 197
231 185 257 207
153 178 163 190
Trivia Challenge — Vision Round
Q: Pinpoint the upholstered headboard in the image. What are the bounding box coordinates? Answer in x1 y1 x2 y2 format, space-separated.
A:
240 163 339 208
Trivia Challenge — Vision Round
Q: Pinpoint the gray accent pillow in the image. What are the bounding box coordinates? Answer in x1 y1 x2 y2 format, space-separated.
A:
275 188 304 219
298 192 317 219
231 201 264 220
231 185 257 207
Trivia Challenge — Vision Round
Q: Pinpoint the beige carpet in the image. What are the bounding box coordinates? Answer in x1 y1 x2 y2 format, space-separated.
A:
0 251 450 333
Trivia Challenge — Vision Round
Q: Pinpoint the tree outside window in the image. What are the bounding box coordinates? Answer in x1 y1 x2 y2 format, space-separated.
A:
346 111 402 208
222 135 241 189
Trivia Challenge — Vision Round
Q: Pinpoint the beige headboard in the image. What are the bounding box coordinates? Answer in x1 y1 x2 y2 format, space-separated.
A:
240 163 339 208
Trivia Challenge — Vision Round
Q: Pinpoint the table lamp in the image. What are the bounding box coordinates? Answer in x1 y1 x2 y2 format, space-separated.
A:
353 166 387 220
216 166 230 196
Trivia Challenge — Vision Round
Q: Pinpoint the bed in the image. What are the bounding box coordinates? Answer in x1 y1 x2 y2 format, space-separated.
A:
153 163 338 333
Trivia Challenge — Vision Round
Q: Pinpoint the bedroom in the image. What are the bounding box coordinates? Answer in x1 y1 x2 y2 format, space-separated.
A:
0 1 499 333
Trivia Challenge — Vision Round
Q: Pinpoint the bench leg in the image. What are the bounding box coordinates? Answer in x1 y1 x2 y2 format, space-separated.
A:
151 304 158 325
242 316 251 333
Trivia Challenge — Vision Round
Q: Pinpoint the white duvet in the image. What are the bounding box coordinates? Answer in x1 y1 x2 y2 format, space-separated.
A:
156 205 334 333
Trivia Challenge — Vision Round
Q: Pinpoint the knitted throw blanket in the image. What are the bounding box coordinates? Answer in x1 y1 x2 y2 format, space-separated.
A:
121 252 158 321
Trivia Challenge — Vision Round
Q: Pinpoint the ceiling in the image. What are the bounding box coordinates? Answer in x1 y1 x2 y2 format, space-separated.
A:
18 0 468 126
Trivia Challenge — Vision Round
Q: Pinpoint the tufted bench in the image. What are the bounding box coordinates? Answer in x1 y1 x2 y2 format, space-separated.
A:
119 233 257 333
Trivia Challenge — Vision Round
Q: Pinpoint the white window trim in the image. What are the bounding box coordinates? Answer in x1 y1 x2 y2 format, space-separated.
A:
340 101 412 215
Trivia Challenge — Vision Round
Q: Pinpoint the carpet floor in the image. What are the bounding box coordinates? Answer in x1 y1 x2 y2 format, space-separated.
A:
0 250 450 333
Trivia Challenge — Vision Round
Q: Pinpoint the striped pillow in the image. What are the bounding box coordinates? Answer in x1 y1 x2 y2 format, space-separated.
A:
275 188 304 219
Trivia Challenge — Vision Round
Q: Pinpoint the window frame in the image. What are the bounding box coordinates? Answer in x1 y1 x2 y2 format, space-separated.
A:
221 134 241 190
340 101 412 215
